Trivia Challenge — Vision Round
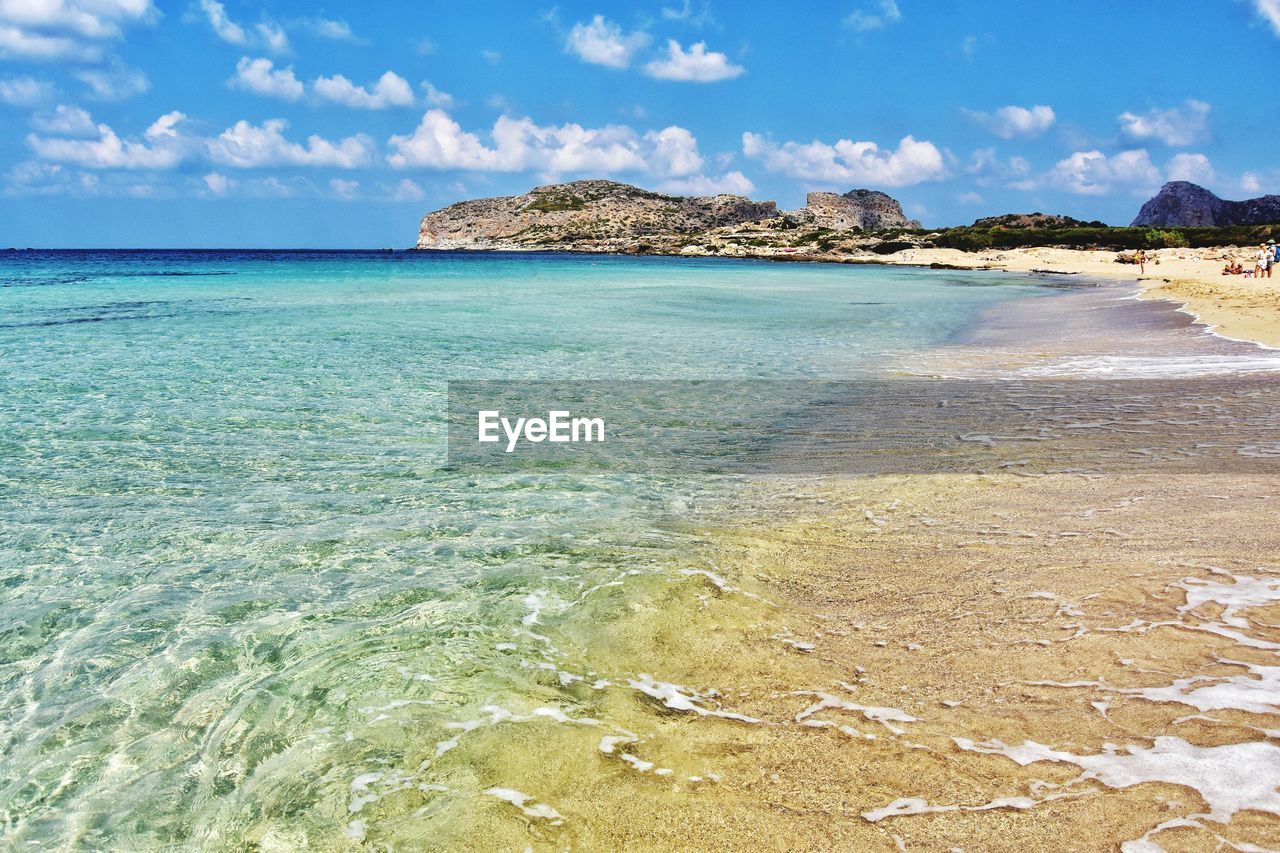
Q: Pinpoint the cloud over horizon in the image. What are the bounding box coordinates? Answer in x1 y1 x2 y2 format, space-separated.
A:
742 131 948 187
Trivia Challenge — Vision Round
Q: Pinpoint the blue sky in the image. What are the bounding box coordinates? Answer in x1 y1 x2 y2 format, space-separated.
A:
1 0 1278 247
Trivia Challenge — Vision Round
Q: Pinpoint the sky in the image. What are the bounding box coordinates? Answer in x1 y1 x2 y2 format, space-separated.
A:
1 0 1279 248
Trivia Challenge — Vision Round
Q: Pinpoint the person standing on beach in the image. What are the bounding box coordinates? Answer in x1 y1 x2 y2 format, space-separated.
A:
1267 240 1277 279
1135 248 1147 275
1256 244 1270 279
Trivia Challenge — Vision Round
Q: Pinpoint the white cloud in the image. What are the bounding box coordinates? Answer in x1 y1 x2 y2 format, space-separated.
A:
658 170 754 196
231 59 417 109
1013 149 1219 196
844 0 901 32
643 125 703 176
308 17 360 42
30 104 97 136
962 104 1056 139
1046 149 1162 196
313 70 414 109
565 15 650 68
255 20 288 54
742 131 947 186
75 63 149 100
0 24 92 59
203 171 229 194
197 0 288 53
0 75 55 105
660 0 716 26
244 176 300 198
208 119 375 168
643 39 743 82
27 110 189 169
1166 152 1216 184
1240 172 1262 193
387 109 712 180
145 111 183 138
966 147 1032 187
1251 0 1280 35
329 178 359 199
421 81 454 109
4 160 180 198
956 191 984 205
198 0 245 44
229 57 303 101
1118 100 1210 146
389 177 425 201
387 111 498 170
0 0 154 58
481 49 501 63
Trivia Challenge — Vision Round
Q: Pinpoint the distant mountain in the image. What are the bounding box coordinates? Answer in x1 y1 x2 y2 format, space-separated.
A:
1131 181 1280 227
971 213 1102 229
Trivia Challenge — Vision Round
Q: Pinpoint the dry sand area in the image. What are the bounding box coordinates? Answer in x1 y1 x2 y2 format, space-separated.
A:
879 246 1280 350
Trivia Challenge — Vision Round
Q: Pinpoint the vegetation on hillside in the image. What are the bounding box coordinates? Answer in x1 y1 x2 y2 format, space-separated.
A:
919 223 1280 252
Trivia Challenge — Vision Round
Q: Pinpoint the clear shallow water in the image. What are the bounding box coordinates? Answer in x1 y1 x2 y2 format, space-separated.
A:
0 251 1057 847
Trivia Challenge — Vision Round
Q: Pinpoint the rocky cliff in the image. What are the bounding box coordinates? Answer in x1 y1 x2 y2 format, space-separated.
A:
799 189 921 230
416 180 778 250
1131 181 1280 227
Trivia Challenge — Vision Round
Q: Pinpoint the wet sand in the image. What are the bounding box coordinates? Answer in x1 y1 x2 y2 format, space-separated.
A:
401 471 1278 851
390 281 1280 852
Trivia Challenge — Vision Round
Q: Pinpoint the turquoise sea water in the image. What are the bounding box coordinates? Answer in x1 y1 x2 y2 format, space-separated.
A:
0 251 1054 847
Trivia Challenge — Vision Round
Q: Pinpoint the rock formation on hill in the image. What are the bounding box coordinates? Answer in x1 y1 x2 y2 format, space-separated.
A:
1131 181 1280 227
797 189 921 231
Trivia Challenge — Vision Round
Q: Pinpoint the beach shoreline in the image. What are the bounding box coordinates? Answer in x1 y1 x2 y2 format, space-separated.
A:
870 245 1280 350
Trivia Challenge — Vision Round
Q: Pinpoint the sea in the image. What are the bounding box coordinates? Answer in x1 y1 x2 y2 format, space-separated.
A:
1 250 1274 848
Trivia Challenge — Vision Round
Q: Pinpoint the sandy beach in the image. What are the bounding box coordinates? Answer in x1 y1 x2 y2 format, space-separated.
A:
876 246 1280 349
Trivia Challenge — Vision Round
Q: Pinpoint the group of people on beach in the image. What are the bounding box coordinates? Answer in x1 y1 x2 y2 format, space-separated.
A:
1220 239 1276 278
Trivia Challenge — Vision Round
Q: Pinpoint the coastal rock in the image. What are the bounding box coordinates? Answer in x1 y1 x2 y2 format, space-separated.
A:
1131 181 1280 227
416 179 778 250
800 189 921 231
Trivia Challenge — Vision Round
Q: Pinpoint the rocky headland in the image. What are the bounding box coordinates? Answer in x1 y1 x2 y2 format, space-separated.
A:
1131 181 1280 227
415 180 927 259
